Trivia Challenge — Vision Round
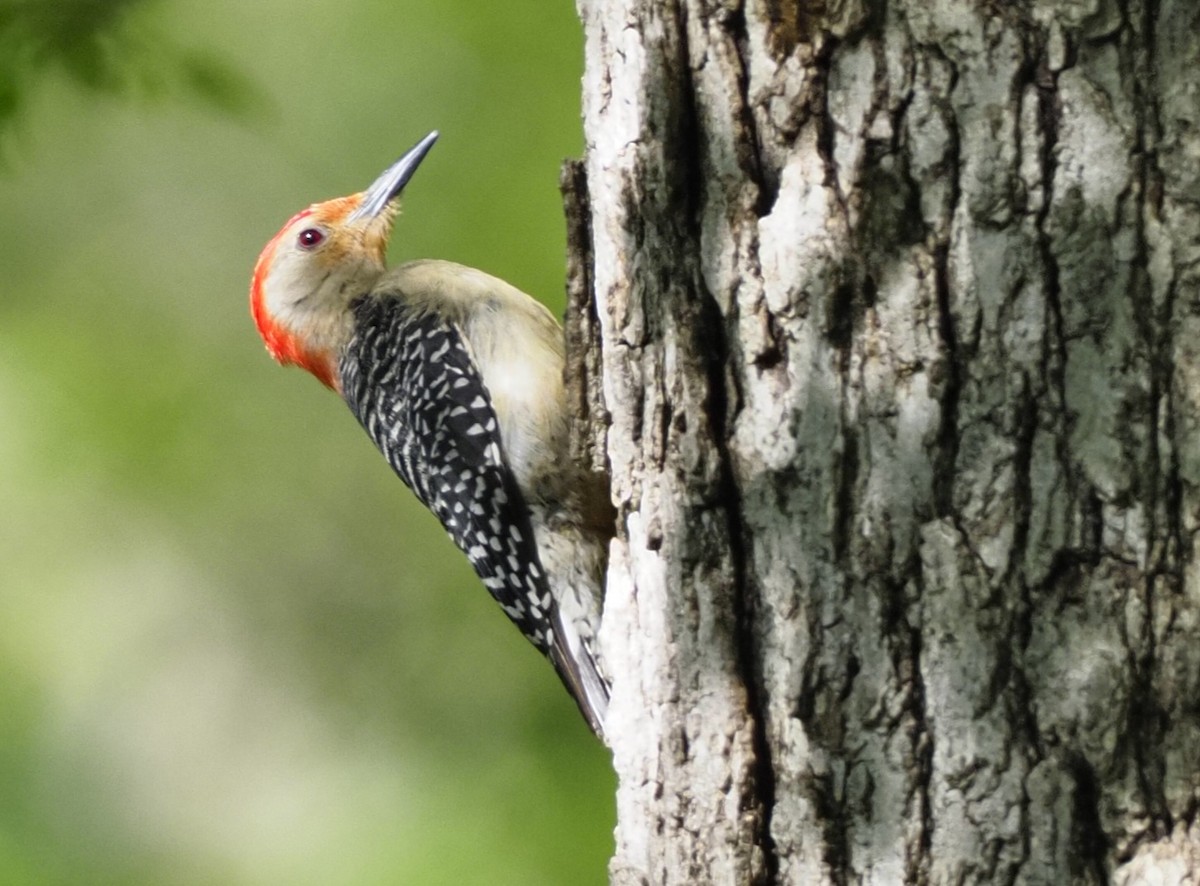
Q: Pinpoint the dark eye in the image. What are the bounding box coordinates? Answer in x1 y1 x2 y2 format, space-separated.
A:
298 228 325 249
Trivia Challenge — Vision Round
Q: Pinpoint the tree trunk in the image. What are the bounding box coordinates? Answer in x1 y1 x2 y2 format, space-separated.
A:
565 0 1200 882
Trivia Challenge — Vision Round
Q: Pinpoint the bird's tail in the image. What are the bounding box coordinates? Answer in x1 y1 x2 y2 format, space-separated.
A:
549 609 610 742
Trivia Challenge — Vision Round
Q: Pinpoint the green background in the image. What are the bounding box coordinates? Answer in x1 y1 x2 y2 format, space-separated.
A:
0 1 613 883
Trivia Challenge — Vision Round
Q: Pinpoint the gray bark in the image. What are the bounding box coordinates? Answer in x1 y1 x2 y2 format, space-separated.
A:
566 0 1200 883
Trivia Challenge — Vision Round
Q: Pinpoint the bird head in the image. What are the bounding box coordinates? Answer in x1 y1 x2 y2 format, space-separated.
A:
250 131 439 389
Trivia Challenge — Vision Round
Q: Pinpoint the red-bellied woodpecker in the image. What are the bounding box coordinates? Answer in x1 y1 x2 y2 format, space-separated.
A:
250 132 611 738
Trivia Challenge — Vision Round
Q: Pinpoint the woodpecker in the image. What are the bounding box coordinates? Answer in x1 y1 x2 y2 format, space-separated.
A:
250 132 611 738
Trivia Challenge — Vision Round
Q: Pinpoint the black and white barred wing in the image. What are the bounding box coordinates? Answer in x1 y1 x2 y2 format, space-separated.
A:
340 298 553 646
338 297 607 736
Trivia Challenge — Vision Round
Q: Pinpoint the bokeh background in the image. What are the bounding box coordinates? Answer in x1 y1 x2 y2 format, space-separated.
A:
0 1 613 883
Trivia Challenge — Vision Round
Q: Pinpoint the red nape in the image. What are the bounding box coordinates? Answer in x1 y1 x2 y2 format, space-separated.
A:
249 207 339 392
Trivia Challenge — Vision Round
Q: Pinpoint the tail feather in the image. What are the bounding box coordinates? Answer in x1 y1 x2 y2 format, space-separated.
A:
549 609 610 741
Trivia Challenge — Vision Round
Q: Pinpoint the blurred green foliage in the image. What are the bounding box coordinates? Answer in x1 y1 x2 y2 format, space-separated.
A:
0 1 612 883
0 0 261 139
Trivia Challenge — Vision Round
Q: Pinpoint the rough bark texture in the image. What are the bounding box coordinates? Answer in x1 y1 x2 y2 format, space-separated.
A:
568 0 1200 882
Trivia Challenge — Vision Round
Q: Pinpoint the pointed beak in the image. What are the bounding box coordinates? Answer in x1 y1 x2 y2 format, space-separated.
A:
347 130 439 223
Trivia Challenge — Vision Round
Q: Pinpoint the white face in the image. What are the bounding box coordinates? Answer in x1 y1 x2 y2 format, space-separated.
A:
256 208 389 352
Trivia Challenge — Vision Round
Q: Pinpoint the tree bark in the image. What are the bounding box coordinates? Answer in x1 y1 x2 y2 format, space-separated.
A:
566 0 1200 882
